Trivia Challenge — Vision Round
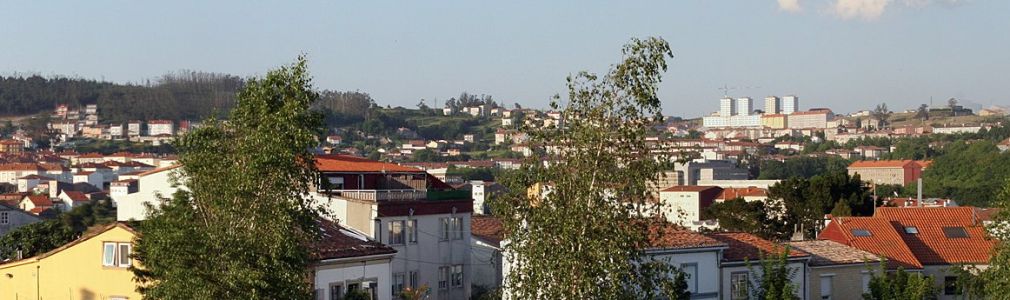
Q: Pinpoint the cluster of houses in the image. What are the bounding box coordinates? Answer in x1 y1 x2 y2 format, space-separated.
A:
0 152 999 299
47 104 192 145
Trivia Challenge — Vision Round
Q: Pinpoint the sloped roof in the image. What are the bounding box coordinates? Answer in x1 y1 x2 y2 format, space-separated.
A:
707 232 809 262
787 240 882 267
314 219 396 260
23 195 53 207
848 160 918 169
315 154 422 173
471 215 504 247
874 207 995 265
63 191 90 202
661 185 721 193
717 187 768 200
647 221 726 250
819 217 922 269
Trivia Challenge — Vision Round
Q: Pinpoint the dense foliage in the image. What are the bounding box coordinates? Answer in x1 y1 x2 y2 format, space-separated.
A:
132 57 325 299
0 201 116 260
492 37 688 299
757 156 850 180
0 72 241 122
919 140 1010 207
703 199 787 240
863 266 939 300
748 249 800 300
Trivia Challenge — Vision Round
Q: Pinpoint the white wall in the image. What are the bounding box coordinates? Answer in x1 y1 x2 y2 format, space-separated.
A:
471 239 502 291
314 257 393 300
116 168 181 221
379 213 472 300
650 249 723 299
658 191 701 226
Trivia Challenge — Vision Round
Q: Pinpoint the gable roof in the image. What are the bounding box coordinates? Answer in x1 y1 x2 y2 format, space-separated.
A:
315 154 422 173
707 232 809 262
819 217 921 269
314 219 396 260
0 223 136 267
62 191 90 202
717 187 768 200
22 195 53 207
787 240 881 267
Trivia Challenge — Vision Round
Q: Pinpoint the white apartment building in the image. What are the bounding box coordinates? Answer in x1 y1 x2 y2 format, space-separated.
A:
736 97 753 115
128 121 143 137
147 120 175 136
764 96 781 114
782 95 799 114
788 109 833 129
719 97 736 117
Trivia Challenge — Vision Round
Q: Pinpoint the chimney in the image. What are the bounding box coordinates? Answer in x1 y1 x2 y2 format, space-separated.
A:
917 177 923 207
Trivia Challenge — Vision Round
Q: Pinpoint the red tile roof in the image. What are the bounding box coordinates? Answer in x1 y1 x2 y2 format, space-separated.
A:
471 215 504 247
707 232 809 262
63 191 90 202
819 207 996 269
717 187 768 200
315 154 422 173
23 195 54 207
787 240 882 266
848 160 919 168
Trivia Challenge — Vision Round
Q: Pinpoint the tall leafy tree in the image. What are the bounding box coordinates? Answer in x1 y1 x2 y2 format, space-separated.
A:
132 57 325 299
492 37 687 299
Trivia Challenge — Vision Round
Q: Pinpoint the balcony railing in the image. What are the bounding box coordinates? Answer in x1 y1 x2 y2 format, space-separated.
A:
326 189 427 201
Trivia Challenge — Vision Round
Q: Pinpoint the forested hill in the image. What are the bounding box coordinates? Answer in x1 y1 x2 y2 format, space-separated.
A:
0 72 242 122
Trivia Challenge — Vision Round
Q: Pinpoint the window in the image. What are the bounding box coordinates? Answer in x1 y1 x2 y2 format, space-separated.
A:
862 272 872 293
731 272 749 300
851 228 872 237
103 242 131 268
451 265 464 288
118 243 132 267
389 221 405 245
103 242 116 266
944 276 961 295
327 176 345 190
438 266 450 289
406 220 417 244
943 227 968 238
440 217 463 240
347 281 377 300
904 226 918 234
820 275 833 299
0 211 8 225
409 270 419 289
680 263 698 293
329 283 343 300
392 272 405 296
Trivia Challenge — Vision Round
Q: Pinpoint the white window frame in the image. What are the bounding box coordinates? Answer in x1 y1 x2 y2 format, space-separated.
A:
117 243 132 267
0 211 8 225
406 219 417 244
103 242 117 266
392 272 405 296
409 270 419 289
388 221 405 245
731 272 749 300
103 242 131 268
681 263 698 293
820 274 833 299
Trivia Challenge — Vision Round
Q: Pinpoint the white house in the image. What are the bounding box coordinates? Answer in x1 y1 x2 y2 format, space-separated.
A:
74 171 104 189
657 186 722 230
470 215 504 293
645 224 728 299
709 232 809 300
315 154 474 300
115 165 182 220
148 120 175 136
313 219 397 300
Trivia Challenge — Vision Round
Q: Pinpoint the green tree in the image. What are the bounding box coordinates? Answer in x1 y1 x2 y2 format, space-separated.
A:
492 37 687 299
132 57 325 299
0 200 116 260
748 248 799 300
704 199 788 240
863 265 939 300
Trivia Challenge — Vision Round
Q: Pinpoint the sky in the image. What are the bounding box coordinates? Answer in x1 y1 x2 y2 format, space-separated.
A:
1 0 1008 118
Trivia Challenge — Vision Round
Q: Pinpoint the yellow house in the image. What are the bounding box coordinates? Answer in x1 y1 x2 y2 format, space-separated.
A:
0 222 141 300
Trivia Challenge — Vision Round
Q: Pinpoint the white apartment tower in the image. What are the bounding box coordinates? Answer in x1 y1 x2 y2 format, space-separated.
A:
782 95 799 114
736 97 753 116
719 97 736 117
764 96 781 114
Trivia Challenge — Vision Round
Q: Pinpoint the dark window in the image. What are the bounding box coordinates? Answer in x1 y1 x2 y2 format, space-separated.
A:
943 227 968 238
944 276 960 295
851 229 872 237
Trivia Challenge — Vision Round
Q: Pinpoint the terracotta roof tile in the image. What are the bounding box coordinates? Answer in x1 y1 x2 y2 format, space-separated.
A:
314 219 396 260
717 187 768 200
708 232 809 262
819 217 922 269
315 154 422 173
787 240 881 266
647 222 726 250
471 215 504 247
662 185 721 193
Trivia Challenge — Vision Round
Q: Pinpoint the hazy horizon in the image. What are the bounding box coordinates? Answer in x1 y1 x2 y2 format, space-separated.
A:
2 1 1008 118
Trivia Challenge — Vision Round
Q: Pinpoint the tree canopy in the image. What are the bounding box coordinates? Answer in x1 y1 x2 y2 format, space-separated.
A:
132 57 325 299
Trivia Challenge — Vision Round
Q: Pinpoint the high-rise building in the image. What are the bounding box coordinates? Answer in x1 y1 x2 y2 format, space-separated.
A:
736 97 753 116
783 95 799 114
719 97 736 116
764 96 781 114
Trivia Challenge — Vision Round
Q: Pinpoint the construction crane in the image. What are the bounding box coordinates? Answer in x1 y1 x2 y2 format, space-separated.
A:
717 84 761 97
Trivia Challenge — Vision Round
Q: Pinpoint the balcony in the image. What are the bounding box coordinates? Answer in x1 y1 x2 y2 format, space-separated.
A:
326 189 427 201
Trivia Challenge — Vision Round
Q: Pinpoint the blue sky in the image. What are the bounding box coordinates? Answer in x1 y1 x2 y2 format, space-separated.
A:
1 0 1007 117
